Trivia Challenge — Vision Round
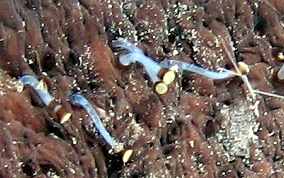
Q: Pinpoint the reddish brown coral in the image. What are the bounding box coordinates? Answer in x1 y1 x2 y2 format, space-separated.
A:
1 0 284 177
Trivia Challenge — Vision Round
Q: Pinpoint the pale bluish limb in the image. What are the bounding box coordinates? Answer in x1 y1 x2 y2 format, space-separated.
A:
19 75 54 106
159 59 233 80
70 93 123 153
114 40 162 81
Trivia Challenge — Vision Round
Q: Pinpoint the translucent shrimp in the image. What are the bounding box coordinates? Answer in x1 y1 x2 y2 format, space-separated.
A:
19 75 54 106
19 75 72 123
113 39 175 94
159 59 234 80
70 93 124 153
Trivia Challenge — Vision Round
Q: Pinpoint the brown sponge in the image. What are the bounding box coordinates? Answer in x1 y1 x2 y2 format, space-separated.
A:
0 0 284 177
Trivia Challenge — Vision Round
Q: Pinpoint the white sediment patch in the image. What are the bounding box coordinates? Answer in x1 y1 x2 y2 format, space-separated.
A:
216 100 259 161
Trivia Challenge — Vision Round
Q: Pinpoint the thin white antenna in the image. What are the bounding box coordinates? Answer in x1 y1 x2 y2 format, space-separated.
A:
219 37 256 100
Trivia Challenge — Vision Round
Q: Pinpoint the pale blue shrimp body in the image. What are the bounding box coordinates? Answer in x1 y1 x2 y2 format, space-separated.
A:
119 53 162 82
71 93 123 152
114 39 162 83
19 75 54 106
114 39 233 81
159 59 233 80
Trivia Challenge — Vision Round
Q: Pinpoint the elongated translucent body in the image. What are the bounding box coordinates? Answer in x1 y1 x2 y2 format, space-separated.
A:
71 93 123 153
159 59 233 80
19 75 54 106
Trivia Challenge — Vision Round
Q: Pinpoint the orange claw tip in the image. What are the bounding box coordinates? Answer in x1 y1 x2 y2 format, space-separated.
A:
122 149 133 163
48 101 72 123
158 69 176 85
237 62 250 74
154 82 168 95
57 107 72 124
275 52 284 61
272 47 284 61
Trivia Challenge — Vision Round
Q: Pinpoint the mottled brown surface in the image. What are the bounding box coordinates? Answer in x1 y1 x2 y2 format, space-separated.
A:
1 0 284 177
